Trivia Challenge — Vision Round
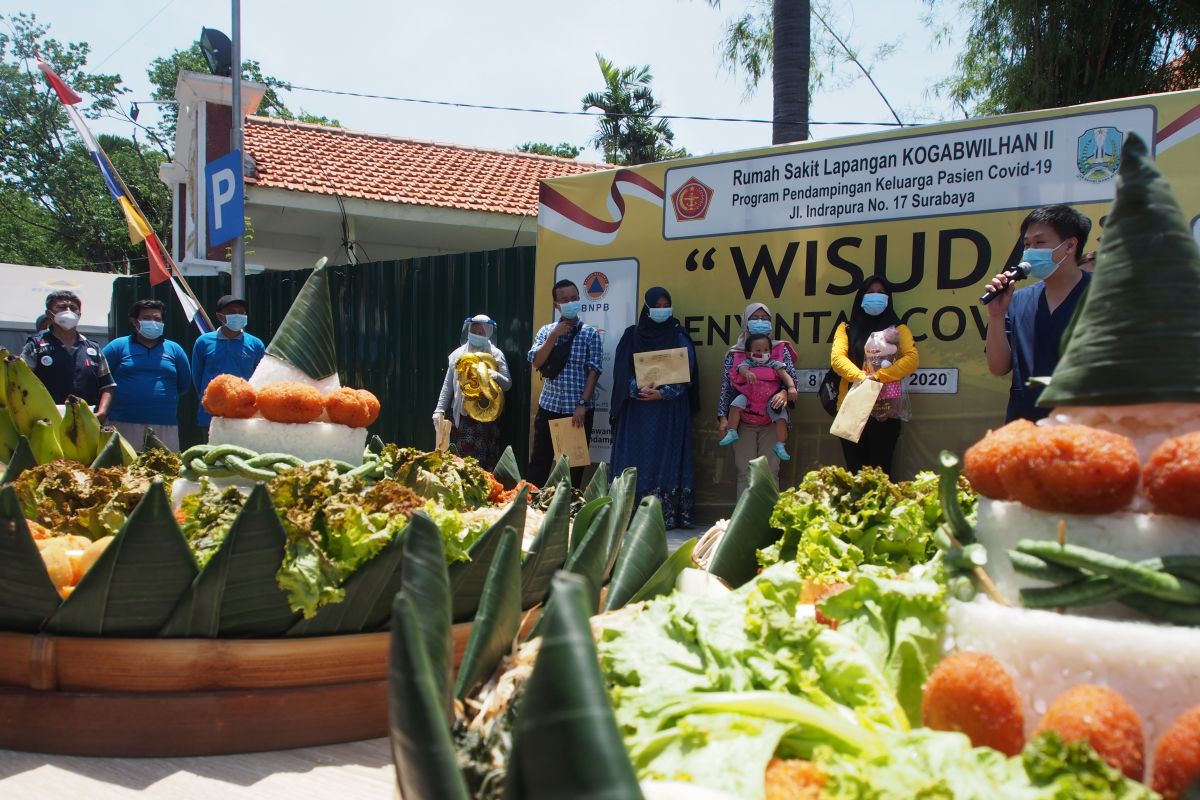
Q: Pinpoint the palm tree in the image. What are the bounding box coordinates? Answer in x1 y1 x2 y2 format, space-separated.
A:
772 0 811 144
582 54 684 165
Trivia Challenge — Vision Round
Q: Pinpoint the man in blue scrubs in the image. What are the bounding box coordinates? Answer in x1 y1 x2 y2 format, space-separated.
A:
190 295 265 433
102 299 192 451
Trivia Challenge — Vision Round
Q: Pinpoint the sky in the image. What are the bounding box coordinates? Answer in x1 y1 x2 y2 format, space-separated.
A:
15 0 967 161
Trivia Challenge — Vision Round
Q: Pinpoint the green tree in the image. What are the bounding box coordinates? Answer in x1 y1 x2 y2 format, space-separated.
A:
581 54 688 165
516 141 584 158
147 43 340 144
0 13 166 270
929 0 1200 117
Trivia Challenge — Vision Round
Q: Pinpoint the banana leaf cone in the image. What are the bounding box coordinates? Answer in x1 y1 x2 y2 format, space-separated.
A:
160 484 298 638
388 592 470 800
264 262 338 381
448 486 527 623
520 480 572 608
454 526 522 699
398 511 453 709
603 496 669 612
1 435 37 484
601 467 638 582
503 571 645 800
569 496 612 555
0 485 63 632
492 445 521 490
628 538 700 605
1040 132 1200 406
45 479 198 636
706 456 781 588
143 426 169 453
527 503 612 641
544 454 571 491
92 428 135 468
582 461 609 503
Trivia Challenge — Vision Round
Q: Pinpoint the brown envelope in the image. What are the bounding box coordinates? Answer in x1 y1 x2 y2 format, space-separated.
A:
548 417 591 467
633 347 690 387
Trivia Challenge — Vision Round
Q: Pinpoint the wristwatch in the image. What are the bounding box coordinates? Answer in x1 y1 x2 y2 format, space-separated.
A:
576 400 589 407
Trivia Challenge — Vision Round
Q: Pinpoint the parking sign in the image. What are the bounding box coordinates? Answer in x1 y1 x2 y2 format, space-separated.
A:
206 150 245 247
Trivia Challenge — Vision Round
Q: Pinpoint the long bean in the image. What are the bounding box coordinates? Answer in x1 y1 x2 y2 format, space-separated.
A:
1008 550 1082 584
938 451 975 543
1020 576 1131 609
1120 593 1200 625
1016 540 1200 604
1160 554 1200 583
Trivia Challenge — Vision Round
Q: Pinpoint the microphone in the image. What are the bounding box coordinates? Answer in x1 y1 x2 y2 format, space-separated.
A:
979 262 1031 305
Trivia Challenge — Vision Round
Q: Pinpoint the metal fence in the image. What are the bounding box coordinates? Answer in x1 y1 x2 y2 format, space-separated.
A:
109 247 538 462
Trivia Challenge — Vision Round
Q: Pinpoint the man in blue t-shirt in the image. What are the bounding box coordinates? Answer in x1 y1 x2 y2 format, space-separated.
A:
102 299 192 451
984 205 1092 422
191 295 265 431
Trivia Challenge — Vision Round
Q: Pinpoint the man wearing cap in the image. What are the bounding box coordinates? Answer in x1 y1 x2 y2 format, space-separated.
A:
191 295 265 432
21 290 115 420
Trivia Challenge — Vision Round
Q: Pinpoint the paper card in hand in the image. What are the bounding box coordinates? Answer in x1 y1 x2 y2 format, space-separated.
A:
548 417 591 467
830 379 884 443
633 347 690 387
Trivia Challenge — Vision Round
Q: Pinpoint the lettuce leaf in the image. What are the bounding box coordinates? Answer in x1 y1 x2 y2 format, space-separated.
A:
1022 733 1158 800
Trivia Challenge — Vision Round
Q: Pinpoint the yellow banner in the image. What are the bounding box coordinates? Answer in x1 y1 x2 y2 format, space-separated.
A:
535 90 1200 518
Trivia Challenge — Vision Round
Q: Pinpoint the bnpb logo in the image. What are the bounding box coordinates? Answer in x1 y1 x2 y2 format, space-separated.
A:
672 177 714 221
583 271 609 299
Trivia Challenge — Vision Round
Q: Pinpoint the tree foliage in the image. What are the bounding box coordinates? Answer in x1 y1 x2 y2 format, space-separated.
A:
515 141 583 159
931 0 1200 116
581 54 688 165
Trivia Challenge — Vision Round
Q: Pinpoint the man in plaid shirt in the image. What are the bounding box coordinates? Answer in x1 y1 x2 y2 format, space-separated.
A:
527 279 603 487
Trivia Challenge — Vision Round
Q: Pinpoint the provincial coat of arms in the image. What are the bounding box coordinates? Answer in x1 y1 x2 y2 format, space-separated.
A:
1077 126 1123 183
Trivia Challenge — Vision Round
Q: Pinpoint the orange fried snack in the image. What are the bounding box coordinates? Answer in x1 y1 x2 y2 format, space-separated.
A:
995 424 1140 514
1143 432 1200 518
1035 684 1144 781
764 758 826 800
963 419 1037 500
1152 705 1200 800
921 651 1026 756
324 387 379 428
202 374 258 419
257 382 325 424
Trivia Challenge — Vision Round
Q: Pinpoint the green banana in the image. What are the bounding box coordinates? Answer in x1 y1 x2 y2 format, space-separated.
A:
30 417 65 464
0 408 18 463
0 348 9 409
59 396 103 465
5 355 61 436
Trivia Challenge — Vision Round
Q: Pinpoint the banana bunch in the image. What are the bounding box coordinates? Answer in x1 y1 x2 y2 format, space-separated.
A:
0 352 104 466
59 396 103 464
456 352 504 423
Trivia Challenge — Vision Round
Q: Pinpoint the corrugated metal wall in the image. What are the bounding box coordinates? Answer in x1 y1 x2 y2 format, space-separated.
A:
109 248 537 460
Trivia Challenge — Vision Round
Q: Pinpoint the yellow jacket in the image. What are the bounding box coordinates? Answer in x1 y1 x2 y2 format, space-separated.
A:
830 322 919 408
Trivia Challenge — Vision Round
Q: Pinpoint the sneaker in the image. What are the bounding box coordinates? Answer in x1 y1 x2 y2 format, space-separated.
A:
773 442 791 461
718 430 739 446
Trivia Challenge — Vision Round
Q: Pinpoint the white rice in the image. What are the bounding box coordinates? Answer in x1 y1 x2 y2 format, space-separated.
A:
946 597 1200 760
208 416 367 466
248 353 343 394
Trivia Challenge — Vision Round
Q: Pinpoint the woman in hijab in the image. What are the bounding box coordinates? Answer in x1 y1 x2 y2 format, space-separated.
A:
830 276 919 478
717 302 799 498
433 314 512 471
610 287 700 528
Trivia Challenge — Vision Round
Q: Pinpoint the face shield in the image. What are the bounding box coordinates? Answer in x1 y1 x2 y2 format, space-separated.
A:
461 314 497 348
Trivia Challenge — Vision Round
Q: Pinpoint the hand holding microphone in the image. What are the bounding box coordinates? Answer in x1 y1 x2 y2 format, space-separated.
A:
980 261 1032 306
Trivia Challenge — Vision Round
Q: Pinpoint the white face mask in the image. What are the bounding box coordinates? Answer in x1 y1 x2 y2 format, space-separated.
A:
54 310 80 330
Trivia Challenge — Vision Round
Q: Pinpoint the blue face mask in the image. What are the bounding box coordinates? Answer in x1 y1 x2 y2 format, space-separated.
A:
559 301 581 319
222 313 248 332
747 319 772 336
1022 242 1066 280
648 307 672 323
861 293 889 316
138 320 164 339
467 332 490 348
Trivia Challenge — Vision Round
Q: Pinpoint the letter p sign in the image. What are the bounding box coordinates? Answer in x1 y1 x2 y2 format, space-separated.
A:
206 150 245 247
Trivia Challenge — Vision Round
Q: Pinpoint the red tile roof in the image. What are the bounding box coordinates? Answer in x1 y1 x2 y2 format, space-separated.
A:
242 116 610 216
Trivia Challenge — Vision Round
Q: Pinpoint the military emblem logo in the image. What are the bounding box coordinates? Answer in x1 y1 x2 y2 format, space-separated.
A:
1077 126 1122 183
672 177 714 221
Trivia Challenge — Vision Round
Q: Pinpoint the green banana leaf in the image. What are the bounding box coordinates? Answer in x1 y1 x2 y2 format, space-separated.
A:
705 456 781 588
1 435 37 484
503 572 644 800
603 496 668 612
159 485 298 638
389 592 470 800
285 523 408 637
493 445 522 490
264 263 338 380
368 434 385 455
453 526 522 699
91 429 131 468
520 480 572 609
582 462 609 503
447 487 527 623
629 538 699 605
600 467 638 582
143 427 169 453
568 496 611 555
0 485 62 632
527 504 611 640
45 480 198 636
544 454 571 491
398 511 452 709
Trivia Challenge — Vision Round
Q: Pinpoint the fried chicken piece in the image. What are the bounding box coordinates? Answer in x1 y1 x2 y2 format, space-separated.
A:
256 382 325 424
1143 432 1200 518
764 758 826 800
921 651 1026 756
1035 684 1144 781
1152 705 1200 800
201 374 258 419
996 424 1140 514
963 420 1037 500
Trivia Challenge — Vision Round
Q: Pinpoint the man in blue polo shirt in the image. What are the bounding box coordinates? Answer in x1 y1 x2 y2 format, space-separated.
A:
102 299 192 451
21 290 114 419
191 294 265 431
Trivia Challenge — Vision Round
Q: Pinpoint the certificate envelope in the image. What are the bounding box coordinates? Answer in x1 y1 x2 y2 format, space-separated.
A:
633 347 690 387
548 417 591 467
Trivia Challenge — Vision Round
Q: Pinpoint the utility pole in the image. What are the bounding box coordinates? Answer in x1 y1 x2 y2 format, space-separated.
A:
230 0 245 297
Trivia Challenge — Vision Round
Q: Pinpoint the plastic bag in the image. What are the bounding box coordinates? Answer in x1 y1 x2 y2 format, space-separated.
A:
863 328 909 421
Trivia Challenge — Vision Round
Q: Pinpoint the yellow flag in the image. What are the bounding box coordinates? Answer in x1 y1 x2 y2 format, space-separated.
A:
119 196 153 244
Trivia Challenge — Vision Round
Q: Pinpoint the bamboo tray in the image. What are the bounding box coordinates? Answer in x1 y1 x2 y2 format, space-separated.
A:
0 622 483 757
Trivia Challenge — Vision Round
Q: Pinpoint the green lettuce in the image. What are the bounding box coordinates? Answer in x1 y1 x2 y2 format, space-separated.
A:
377 446 492 510
1022 733 1159 800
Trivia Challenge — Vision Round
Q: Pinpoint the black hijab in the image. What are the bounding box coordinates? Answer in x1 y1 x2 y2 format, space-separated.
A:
847 276 902 367
611 287 700 422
